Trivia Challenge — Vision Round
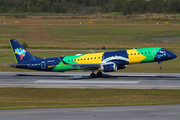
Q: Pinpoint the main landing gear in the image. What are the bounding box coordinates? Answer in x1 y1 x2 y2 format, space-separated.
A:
90 71 102 78
158 61 162 70
90 72 96 78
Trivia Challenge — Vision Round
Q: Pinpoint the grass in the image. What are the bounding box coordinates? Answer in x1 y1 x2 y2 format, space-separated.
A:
0 88 180 109
0 20 180 50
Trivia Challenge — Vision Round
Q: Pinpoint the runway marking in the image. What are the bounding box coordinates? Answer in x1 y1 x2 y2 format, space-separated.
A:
34 80 140 84
126 75 157 77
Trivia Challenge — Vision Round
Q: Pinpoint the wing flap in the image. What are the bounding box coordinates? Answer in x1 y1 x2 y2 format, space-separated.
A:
71 63 101 70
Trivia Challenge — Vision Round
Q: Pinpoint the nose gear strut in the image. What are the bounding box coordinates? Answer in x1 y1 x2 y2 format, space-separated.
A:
158 61 162 70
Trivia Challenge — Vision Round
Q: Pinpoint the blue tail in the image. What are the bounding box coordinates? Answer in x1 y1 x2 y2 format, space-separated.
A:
9 39 42 63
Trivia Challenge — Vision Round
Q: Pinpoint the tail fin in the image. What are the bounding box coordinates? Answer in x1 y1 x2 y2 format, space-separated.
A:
9 39 41 63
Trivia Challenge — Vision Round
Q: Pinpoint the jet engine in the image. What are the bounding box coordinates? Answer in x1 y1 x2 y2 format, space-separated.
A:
117 65 127 69
100 63 117 72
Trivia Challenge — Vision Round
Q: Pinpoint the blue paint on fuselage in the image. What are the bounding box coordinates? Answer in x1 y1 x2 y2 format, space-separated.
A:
23 57 61 71
154 48 177 62
102 50 128 68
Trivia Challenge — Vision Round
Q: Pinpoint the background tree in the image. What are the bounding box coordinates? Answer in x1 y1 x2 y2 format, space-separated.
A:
0 0 179 14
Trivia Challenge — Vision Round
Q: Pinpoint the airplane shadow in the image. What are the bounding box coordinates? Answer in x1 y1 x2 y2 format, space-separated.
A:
15 73 179 80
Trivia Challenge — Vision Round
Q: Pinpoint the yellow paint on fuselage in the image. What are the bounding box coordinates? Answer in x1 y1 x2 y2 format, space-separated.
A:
127 49 146 64
75 52 104 64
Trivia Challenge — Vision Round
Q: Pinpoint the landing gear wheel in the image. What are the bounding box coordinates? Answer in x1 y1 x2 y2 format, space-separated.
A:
158 61 162 70
97 71 102 77
158 66 162 70
90 73 96 78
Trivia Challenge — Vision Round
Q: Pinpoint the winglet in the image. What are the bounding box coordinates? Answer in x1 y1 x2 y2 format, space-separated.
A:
90 50 95 53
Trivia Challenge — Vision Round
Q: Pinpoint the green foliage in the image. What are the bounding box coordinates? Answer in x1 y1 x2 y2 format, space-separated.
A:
102 46 106 49
22 42 28 48
0 0 180 14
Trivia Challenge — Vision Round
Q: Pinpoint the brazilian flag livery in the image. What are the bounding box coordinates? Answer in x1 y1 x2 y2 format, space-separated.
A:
9 39 177 77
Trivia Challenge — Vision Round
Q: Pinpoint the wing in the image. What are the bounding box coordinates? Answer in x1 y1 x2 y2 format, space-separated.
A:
71 63 101 71
60 57 101 71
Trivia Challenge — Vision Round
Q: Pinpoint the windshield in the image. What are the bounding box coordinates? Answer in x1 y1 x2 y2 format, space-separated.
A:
159 49 166 53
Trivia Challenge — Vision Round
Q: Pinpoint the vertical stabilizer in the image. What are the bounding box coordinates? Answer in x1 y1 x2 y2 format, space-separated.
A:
9 39 41 63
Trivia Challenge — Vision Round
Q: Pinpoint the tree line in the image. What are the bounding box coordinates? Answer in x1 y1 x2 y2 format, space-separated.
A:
0 0 180 14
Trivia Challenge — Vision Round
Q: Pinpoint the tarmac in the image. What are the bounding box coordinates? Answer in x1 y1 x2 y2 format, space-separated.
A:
0 72 180 89
0 105 180 120
0 72 180 120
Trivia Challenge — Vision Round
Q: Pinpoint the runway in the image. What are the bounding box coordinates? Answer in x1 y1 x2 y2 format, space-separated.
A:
0 72 180 89
0 105 180 120
0 72 180 120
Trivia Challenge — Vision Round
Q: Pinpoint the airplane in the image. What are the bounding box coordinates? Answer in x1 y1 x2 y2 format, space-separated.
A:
9 39 177 78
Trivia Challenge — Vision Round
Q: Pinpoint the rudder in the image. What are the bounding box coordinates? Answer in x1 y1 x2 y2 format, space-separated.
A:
9 39 41 63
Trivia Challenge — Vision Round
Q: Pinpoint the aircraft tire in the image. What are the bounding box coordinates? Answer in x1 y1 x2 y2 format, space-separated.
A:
158 66 162 70
97 72 102 77
90 73 96 78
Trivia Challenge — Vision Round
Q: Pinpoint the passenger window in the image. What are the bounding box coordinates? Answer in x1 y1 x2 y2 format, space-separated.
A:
145 52 147 54
95 57 96 59
88 58 89 60
134 53 136 55
84 58 86 60
141 53 143 54
98 57 100 59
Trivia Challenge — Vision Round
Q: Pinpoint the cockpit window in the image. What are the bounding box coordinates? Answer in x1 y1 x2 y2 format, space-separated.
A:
160 49 166 53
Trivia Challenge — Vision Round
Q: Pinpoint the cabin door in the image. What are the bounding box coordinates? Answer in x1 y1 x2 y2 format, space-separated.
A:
152 50 157 58
41 61 46 69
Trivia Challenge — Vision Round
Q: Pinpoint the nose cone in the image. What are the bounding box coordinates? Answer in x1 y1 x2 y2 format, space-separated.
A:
170 52 177 59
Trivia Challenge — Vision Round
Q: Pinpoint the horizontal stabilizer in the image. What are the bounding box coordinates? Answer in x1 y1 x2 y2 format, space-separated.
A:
9 63 29 68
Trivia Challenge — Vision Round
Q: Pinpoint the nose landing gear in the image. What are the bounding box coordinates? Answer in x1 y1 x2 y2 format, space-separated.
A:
158 61 162 70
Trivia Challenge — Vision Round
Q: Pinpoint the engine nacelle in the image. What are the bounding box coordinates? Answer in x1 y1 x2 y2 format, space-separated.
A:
100 63 117 72
117 65 127 69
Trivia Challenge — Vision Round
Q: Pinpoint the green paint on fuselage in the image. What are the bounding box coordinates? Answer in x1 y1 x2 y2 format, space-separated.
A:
53 54 84 72
136 47 161 63
52 47 162 72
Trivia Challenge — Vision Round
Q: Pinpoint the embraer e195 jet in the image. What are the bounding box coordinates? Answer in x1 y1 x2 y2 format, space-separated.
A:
9 39 177 78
